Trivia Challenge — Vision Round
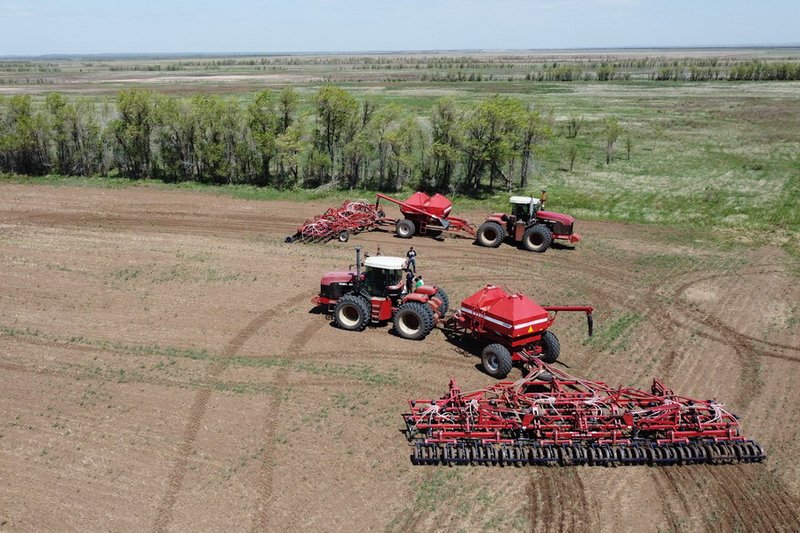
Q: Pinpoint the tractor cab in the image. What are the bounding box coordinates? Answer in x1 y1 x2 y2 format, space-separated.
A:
363 256 407 298
509 196 541 224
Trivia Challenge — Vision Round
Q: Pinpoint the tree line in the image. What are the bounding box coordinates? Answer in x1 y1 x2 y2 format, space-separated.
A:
0 87 559 193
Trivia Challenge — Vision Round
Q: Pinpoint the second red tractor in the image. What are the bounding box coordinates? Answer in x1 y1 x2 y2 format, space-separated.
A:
476 192 581 252
315 247 448 341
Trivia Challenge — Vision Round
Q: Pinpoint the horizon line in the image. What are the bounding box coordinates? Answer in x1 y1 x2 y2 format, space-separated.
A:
3 43 800 60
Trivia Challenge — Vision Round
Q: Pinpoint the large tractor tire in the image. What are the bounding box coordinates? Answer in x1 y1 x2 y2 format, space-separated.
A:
521 224 553 253
433 287 450 317
393 301 435 340
481 343 513 379
396 219 416 239
476 221 506 248
539 330 561 364
333 294 371 332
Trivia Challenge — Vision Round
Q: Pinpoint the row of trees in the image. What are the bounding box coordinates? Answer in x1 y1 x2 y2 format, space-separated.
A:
0 87 560 193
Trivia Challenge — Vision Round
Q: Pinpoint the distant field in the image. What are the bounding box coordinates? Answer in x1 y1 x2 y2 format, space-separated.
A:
1 49 798 241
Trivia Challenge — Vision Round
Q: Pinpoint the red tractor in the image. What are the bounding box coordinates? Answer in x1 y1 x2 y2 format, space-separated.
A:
315 247 448 340
475 191 581 252
443 285 593 378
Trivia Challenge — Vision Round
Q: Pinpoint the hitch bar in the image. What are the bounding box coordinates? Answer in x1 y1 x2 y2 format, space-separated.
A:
542 306 594 337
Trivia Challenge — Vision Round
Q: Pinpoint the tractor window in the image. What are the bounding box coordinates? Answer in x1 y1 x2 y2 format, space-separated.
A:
511 202 530 222
364 267 402 296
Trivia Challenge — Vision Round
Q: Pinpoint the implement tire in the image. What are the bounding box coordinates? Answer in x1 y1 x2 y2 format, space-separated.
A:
476 221 506 248
396 219 416 239
539 330 560 364
481 343 513 379
393 302 435 340
521 224 552 253
433 287 450 317
333 294 371 332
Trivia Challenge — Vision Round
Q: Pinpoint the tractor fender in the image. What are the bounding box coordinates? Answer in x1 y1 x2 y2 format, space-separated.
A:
485 214 507 223
402 293 429 304
402 292 441 315
414 285 437 296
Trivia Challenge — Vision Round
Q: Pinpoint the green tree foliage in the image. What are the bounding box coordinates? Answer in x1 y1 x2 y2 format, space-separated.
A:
152 94 196 182
2 87 561 194
461 96 551 192
192 94 244 184
278 87 299 132
51 96 103 176
108 89 154 178
313 85 359 182
248 90 280 185
0 95 49 175
429 97 461 192
275 118 307 187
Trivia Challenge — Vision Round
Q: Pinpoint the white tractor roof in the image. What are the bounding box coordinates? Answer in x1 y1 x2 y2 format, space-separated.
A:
364 256 407 270
509 196 541 205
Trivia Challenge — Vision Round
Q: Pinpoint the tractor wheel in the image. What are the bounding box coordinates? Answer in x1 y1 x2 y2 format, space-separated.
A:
521 224 552 253
481 344 513 379
333 294 371 332
476 221 506 248
539 331 560 364
337 230 350 243
393 302 435 340
433 287 450 317
396 219 416 239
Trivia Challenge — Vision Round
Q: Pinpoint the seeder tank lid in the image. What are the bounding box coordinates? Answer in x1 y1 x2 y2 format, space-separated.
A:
364 256 407 270
488 294 549 330
462 286 549 331
509 196 540 206
401 192 453 218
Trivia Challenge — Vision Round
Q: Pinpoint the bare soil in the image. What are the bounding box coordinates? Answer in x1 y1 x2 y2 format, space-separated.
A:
1 184 798 532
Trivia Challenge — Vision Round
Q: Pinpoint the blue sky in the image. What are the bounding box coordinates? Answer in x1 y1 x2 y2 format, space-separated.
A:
0 0 798 55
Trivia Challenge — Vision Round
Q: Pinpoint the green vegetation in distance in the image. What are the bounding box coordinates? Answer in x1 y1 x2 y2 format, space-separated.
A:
1 49 798 239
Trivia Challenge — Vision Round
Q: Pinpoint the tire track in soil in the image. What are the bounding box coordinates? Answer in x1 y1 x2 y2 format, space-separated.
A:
698 464 800 531
670 268 800 361
645 265 798 408
651 469 693 532
153 291 310 533
250 315 325 532
528 469 593 533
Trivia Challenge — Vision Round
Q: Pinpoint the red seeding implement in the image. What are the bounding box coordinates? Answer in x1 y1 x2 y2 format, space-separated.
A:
443 285 593 378
286 191 474 244
315 247 448 340
285 200 383 243
374 192 476 239
403 360 766 467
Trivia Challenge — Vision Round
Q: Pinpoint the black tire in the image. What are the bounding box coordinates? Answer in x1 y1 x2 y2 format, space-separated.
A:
396 219 416 239
337 230 349 243
433 287 449 317
481 343 513 379
539 330 560 363
333 294 371 332
521 224 552 253
393 302 435 340
476 221 506 248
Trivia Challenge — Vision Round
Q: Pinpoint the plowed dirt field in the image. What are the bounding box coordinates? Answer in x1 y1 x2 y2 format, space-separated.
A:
1 184 798 532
